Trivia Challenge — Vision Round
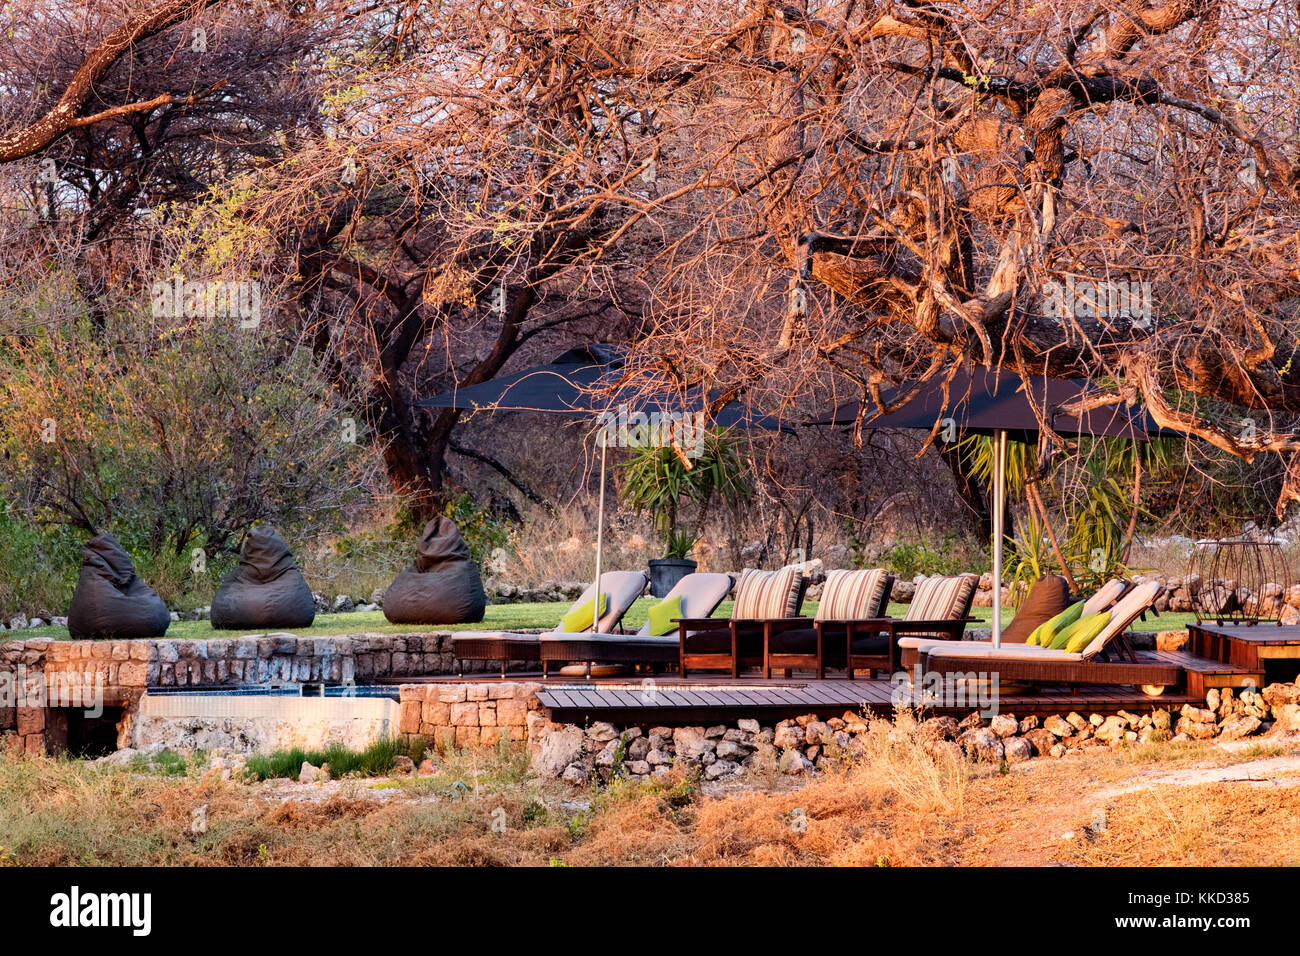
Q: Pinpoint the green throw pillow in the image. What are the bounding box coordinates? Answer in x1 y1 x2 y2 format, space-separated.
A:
1029 600 1084 648
562 593 608 632
646 595 683 636
1060 611 1111 654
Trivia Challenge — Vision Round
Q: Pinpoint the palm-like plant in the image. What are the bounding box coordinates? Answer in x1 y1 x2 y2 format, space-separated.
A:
961 433 1173 590
618 428 752 556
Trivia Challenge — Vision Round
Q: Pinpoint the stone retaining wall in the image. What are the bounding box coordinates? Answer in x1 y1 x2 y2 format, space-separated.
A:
0 632 480 754
397 681 543 752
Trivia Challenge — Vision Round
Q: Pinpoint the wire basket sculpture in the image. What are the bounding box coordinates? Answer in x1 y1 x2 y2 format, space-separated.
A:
1185 538 1293 625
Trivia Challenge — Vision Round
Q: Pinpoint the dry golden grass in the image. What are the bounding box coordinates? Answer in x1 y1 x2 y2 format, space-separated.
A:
3 718 1299 867
1060 782 1300 867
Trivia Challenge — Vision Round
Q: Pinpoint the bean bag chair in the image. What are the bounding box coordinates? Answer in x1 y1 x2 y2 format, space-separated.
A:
67 534 171 640
383 517 487 625
210 527 316 630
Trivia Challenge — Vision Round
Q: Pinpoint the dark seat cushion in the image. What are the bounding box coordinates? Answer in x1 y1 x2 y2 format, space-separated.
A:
383 517 487 625
683 626 766 657
67 534 171 640
767 626 888 659
1001 575 1071 644
210 527 316 630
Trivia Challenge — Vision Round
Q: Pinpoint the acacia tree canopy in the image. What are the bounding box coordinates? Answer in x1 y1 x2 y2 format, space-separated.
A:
7 0 1300 517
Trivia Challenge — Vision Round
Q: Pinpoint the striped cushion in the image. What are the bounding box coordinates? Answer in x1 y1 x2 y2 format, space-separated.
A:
815 569 889 621
905 574 977 622
733 567 803 619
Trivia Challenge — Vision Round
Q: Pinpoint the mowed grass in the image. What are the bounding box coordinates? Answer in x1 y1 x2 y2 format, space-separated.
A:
6 598 1194 643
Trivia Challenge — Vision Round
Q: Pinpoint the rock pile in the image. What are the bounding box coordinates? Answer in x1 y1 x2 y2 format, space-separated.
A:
538 681 1300 787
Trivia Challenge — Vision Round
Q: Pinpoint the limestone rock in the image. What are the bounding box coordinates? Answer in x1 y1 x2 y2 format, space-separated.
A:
917 716 960 742
1003 736 1034 763
1044 715 1075 737
773 722 805 749
298 761 320 783
989 714 1019 739
1094 716 1130 743
1218 715 1262 740
1174 716 1217 740
779 749 814 774
673 726 712 760
705 760 739 779
531 725 585 777
959 728 1004 763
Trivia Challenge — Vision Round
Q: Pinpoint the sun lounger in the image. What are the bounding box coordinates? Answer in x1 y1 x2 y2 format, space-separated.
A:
451 570 648 677
898 575 1127 670
538 572 734 678
918 580 1175 694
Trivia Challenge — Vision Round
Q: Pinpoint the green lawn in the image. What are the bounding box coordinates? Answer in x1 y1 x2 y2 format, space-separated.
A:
6 598 1193 642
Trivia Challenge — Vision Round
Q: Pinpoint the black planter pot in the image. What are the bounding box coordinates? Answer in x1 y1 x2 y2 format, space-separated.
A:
648 558 697 598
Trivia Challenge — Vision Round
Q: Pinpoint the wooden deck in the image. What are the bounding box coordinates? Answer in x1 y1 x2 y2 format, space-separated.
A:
534 676 1198 724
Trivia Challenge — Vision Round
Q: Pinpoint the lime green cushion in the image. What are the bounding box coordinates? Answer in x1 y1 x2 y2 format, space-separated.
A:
1060 611 1111 653
1029 600 1084 648
562 593 608 632
646 595 683 636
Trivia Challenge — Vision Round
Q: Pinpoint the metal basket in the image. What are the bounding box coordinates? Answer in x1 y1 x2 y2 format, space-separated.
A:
1185 537 1292 625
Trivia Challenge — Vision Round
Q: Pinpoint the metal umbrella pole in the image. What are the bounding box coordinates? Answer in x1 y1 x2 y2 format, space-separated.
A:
592 430 607 631
992 428 1006 648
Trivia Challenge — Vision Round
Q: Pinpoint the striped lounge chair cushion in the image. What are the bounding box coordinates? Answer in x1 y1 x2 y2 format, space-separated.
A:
815 568 890 621
905 574 978 622
733 567 803 619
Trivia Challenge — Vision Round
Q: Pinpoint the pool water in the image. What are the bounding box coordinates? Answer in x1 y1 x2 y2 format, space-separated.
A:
145 684 401 700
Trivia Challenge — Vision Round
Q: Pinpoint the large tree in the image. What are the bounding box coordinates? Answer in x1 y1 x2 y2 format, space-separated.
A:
9 0 1300 520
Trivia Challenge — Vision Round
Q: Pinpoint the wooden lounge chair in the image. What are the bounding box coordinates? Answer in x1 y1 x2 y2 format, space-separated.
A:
918 580 1176 694
451 570 648 677
828 573 980 678
538 572 734 678
676 566 810 678
897 575 1129 670
760 568 896 679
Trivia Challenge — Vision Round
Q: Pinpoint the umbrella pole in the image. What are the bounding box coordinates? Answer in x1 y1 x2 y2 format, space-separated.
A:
992 429 1006 648
593 432 607 632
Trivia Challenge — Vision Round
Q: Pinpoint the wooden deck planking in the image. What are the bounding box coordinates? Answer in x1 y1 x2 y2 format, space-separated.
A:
535 676 1198 724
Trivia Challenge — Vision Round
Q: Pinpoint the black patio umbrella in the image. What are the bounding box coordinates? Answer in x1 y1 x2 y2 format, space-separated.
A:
419 344 786 624
813 366 1173 645
813 366 1170 440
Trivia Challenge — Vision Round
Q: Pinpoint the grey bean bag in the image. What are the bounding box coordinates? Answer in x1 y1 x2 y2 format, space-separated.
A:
383 517 487 625
67 534 171 640
210 527 316 630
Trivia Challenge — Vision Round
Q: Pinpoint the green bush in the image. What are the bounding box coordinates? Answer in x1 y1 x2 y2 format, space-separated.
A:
875 534 989 579
241 738 406 781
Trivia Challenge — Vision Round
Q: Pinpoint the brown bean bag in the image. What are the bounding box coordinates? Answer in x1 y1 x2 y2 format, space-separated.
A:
210 527 316 630
67 534 171 640
1001 574 1071 644
383 517 487 625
